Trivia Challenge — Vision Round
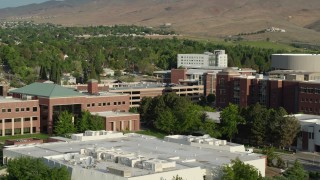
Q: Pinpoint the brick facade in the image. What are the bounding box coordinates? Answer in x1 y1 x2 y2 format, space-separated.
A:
171 69 187 84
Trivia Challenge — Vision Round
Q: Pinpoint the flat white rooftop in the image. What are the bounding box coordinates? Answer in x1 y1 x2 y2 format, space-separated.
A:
5 133 264 166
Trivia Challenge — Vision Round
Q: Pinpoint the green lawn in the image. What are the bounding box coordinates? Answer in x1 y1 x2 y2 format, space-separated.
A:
135 129 168 139
0 133 50 143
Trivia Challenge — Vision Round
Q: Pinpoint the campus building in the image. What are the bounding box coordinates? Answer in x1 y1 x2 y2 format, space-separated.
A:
271 54 320 72
293 114 320 152
3 131 266 179
0 80 140 136
108 83 204 108
215 67 320 115
177 50 228 69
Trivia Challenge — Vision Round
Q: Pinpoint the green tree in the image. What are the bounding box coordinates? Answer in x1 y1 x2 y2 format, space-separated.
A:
76 111 105 132
222 158 262 180
278 115 300 149
283 160 308 180
200 121 221 138
89 114 105 131
54 111 76 135
77 111 90 132
207 94 215 105
6 156 70 180
220 103 244 142
262 147 278 166
155 107 178 134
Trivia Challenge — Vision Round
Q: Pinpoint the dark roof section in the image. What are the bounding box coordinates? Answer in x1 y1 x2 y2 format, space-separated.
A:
9 82 84 98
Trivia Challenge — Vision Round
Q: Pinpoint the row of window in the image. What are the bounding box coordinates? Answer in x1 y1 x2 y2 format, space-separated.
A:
179 56 205 59
1 117 38 123
1 107 38 113
300 107 318 113
87 101 126 108
301 98 320 103
0 127 37 136
300 87 320 94
180 62 205 65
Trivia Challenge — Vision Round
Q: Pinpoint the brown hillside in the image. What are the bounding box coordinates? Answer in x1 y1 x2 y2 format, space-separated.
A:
1 0 320 42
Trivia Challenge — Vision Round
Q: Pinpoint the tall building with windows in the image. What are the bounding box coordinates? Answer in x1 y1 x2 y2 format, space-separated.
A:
177 50 228 69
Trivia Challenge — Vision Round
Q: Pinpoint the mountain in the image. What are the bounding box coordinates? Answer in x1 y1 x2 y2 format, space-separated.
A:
1 0 320 43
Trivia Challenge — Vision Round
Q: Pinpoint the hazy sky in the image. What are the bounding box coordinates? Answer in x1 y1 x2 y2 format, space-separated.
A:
0 0 50 9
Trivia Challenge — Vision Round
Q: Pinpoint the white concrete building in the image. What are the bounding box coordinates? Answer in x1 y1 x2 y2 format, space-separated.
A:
177 50 228 69
294 114 320 152
3 131 266 180
271 54 320 72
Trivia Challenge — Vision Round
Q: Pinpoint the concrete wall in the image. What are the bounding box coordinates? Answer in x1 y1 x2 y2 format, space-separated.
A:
272 54 320 71
244 157 266 177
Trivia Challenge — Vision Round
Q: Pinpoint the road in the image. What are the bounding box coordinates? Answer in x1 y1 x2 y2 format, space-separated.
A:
277 151 320 172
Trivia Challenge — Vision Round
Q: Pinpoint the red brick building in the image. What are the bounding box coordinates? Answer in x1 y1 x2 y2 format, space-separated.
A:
2 80 140 135
216 69 320 115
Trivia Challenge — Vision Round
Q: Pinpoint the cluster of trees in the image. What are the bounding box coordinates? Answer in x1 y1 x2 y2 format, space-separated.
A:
220 103 300 148
1 22 317 87
139 93 219 137
54 111 104 135
222 158 308 180
5 157 70 180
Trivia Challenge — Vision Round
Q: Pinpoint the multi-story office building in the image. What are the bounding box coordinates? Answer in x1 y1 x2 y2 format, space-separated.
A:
0 80 140 136
177 50 228 69
216 67 320 115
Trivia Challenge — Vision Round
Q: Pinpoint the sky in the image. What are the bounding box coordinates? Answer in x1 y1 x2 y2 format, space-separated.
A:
0 0 51 9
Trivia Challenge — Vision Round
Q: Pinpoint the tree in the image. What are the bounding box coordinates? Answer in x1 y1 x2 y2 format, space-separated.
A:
283 160 308 180
155 107 178 134
77 111 90 132
6 156 70 180
200 121 221 138
220 103 244 142
89 114 105 131
278 115 300 149
222 158 262 180
76 111 105 132
207 94 215 104
262 147 278 167
54 111 76 135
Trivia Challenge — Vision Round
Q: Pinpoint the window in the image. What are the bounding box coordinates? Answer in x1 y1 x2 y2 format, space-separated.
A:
26 107 30 111
33 107 37 112
107 102 111 106
32 117 38 121
103 103 106 106
91 103 95 107
7 109 11 113
98 103 102 106
14 118 21 122
21 108 25 112
87 104 90 107
15 108 19 112
114 102 117 105
118 102 121 105
5 119 12 123
122 101 125 105
1 109 5 113
24 118 30 122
